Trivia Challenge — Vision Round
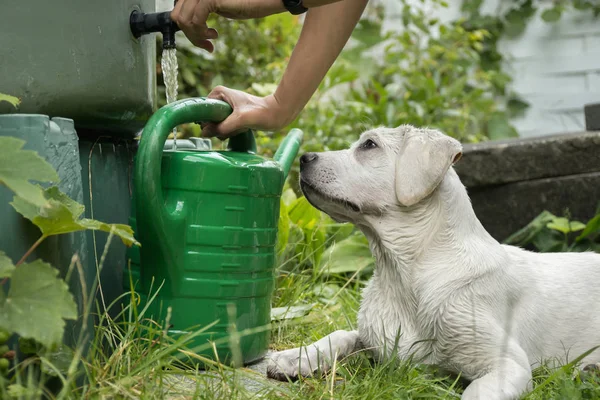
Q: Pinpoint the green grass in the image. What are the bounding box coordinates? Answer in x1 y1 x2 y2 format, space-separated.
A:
2 237 600 399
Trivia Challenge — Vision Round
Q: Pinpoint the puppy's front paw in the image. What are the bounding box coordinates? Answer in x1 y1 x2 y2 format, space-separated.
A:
267 346 331 381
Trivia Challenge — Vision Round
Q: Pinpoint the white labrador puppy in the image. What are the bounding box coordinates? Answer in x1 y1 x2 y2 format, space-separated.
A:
266 125 600 399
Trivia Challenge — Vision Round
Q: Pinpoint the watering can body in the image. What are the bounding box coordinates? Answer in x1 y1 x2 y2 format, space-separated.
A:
130 98 302 365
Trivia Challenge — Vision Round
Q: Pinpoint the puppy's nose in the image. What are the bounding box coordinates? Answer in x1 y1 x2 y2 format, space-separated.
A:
300 152 318 165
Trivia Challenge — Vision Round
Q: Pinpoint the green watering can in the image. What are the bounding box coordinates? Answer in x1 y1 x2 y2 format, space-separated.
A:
130 97 303 366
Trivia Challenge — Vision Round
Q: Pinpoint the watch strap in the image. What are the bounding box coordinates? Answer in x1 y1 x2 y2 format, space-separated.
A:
282 0 308 15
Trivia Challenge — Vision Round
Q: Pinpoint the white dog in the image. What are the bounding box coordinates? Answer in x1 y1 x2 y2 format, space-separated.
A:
266 125 600 399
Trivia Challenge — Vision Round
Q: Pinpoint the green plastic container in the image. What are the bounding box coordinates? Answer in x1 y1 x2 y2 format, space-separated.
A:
0 0 156 135
130 97 302 365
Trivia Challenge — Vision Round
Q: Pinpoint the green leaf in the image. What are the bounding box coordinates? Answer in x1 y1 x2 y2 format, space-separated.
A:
0 260 77 349
281 187 297 206
507 97 530 119
181 68 197 86
576 214 600 242
547 217 586 234
11 186 139 247
546 218 570 233
503 20 526 38
502 0 536 30
541 8 562 23
0 137 59 207
319 234 374 275
276 199 290 255
271 304 314 321
75 219 139 247
532 229 566 253
528 345 600 395
351 18 384 48
0 252 16 279
250 83 278 97
326 222 355 244
307 225 326 267
413 14 429 32
288 196 321 230
211 74 224 89
287 196 328 266
487 113 518 140
281 223 304 267
41 344 75 377
0 93 21 109
573 0 593 11
7 384 43 399
401 4 412 27
312 283 341 301
461 0 484 15
19 337 43 355
504 211 555 246
569 221 586 231
569 241 599 253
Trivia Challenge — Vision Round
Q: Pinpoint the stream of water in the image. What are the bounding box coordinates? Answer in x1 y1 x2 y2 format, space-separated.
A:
161 48 179 150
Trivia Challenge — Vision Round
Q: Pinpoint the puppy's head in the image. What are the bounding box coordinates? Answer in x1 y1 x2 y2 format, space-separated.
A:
299 125 462 223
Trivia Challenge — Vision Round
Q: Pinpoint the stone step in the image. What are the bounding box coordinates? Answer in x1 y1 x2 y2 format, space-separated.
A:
455 131 600 241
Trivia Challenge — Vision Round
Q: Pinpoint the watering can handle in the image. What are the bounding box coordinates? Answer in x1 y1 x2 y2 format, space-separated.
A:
135 97 253 227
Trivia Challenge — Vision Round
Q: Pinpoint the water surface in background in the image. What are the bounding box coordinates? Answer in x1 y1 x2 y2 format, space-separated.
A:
161 48 179 150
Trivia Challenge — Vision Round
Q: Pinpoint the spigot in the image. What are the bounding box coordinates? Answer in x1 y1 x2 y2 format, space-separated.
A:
130 10 180 49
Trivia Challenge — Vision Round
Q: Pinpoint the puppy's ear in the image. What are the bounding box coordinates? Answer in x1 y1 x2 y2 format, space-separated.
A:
395 130 462 207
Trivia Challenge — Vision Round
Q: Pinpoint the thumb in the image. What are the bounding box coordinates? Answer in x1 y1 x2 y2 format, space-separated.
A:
201 113 246 138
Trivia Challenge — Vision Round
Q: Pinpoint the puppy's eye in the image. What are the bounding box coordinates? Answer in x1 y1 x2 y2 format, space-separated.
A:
361 139 378 150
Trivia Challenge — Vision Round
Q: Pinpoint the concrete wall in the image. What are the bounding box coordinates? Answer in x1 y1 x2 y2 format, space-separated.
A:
455 130 600 240
156 0 171 11
500 11 600 138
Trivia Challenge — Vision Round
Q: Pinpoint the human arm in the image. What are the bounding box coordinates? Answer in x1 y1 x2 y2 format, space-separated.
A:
171 0 349 51
201 0 369 137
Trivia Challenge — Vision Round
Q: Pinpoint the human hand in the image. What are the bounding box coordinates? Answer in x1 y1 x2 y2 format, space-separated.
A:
171 0 286 52
201 86 295 139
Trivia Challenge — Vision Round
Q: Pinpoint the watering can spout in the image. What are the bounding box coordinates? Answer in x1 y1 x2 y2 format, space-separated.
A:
273 128 303 180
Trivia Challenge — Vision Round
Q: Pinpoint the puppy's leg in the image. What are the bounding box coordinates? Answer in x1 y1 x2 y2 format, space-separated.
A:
457 336 532 400
461 357 531 400
267 330 362 381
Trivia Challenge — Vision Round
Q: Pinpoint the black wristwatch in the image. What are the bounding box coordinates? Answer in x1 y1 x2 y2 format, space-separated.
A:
282 0 308 15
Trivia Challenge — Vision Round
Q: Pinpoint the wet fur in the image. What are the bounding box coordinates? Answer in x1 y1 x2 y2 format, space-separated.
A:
267 125 600 399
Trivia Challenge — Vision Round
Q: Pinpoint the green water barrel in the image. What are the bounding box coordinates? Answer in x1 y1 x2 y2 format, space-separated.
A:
0 0 157 135
0 115 94 349
78 134 137 319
